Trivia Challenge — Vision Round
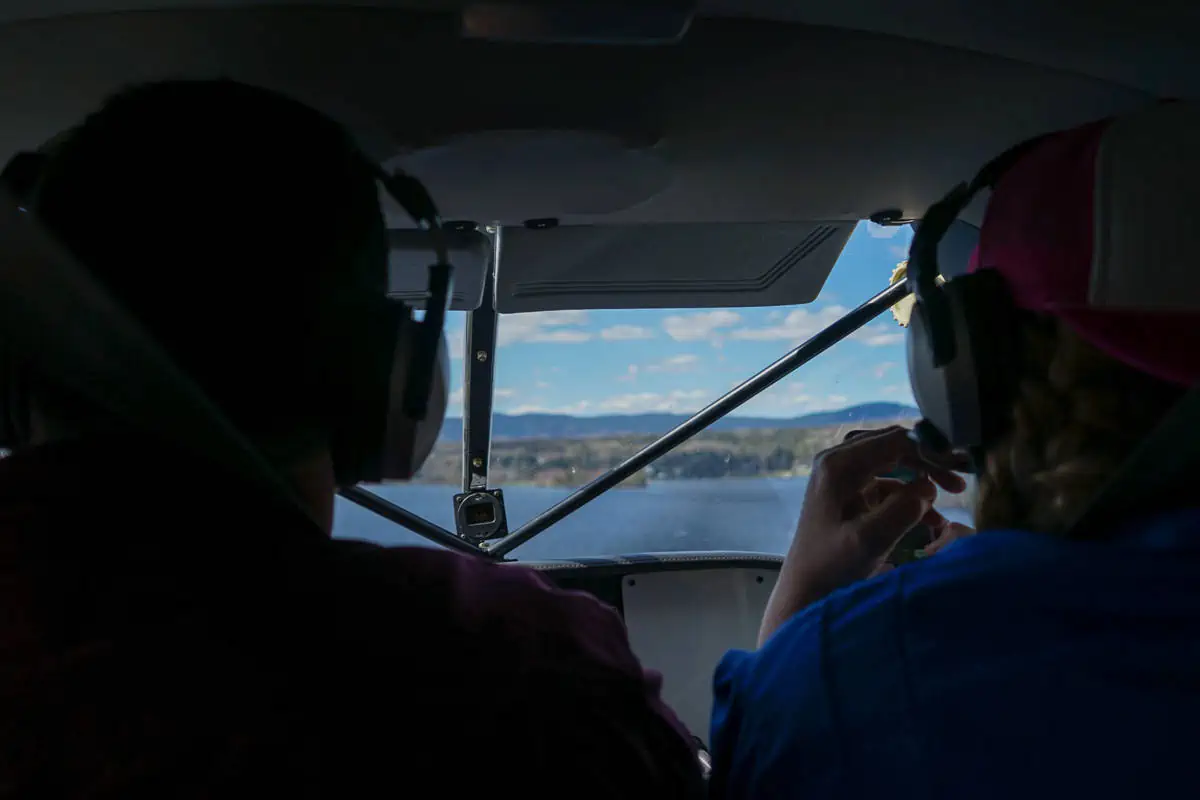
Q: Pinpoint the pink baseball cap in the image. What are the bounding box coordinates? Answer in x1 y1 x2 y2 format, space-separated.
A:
968 102 1200 386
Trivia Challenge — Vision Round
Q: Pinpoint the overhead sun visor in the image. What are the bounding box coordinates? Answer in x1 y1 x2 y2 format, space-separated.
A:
387 228 491 311
390 131 671 222
495 222 853 313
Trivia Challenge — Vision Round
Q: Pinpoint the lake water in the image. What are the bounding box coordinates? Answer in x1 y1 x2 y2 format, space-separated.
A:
333 477 974 561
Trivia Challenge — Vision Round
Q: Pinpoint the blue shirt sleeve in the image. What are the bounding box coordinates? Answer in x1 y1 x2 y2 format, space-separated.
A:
709 570 920 800
709 603 840 800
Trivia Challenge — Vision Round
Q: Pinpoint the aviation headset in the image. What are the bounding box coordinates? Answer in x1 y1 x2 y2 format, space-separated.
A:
0 124 453 489
904 134 1052 466
905 106 1200 533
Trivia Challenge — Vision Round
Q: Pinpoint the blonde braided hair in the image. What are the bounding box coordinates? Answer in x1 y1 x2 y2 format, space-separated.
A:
975 312 1185 536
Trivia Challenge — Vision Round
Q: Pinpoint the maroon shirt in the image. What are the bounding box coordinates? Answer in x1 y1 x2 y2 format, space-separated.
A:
0 438 702 797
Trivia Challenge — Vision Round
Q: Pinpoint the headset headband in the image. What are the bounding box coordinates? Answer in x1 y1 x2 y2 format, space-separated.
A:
906 105 1200 537
907 134 1051 367
368 165 453 421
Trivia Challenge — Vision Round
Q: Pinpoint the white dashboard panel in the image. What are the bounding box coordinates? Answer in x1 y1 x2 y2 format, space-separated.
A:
621 567 778 741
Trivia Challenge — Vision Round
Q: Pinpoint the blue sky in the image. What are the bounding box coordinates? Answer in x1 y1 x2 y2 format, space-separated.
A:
443 221 917 418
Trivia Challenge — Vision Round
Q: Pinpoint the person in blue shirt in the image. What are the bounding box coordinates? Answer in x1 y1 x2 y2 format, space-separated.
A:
711 104 1200 798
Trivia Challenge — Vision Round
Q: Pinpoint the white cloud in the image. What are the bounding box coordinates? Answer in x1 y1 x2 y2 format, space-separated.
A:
849 324 905 347
600 324 655 341
737 379 804 403
729 305 848 343
889 243 909 259
508 400 593 415
881 383 917 405
597 389 710 413
617 364 639 382
449 386 513 407
663 310 742 343
446 326 465 361
498 310 592 346
873 361 898 379
537 330 592 343
646 353 700 373
535 381 551 389
739 380 866 417
867 221 904 239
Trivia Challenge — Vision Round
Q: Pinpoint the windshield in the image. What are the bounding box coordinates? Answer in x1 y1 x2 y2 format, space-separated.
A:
333 221 974 558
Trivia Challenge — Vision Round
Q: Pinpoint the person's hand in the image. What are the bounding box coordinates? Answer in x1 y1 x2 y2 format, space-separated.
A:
922 520 976 556
758 426 967 645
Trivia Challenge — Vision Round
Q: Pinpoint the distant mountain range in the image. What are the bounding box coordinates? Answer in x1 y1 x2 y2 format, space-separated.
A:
438 402 919 441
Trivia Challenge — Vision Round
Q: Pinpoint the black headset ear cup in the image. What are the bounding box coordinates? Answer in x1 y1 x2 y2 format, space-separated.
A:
334 305 448 486
907 299 964 447
907 270 1019 451
374 315 449 482
329 299 409 487
959 270 1021 446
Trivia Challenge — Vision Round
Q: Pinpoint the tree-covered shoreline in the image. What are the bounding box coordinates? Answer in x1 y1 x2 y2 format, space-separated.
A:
415 418 975 509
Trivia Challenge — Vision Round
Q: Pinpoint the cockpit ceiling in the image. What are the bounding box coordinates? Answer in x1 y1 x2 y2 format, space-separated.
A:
0 2 1188 311
1 0 1196 101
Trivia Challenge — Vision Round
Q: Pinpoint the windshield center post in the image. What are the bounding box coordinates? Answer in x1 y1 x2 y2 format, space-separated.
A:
452 224 510 548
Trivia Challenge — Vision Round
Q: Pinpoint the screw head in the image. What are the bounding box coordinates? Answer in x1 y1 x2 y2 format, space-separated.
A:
475 350 488 362
471 457 483 468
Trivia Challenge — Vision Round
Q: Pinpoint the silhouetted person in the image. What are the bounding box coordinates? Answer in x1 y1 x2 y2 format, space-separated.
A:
0 80 701 797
